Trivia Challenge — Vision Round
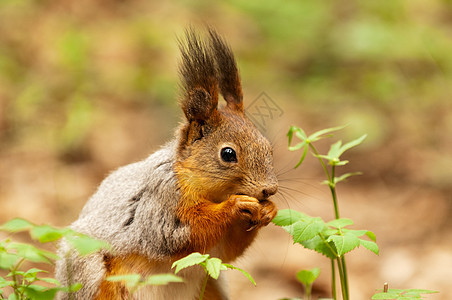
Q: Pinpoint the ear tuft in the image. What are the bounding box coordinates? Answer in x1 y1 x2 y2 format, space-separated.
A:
182 87 216 122
178 28 219 122
208 28 243 112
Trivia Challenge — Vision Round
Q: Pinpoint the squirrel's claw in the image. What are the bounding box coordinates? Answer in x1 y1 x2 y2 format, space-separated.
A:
246 220 261 231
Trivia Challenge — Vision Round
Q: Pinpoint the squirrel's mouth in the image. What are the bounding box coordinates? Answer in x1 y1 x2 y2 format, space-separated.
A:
235 192 269 203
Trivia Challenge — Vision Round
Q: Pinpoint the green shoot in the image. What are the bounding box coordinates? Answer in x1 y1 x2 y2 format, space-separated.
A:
172 252 255 300
296 268 320 300
0 218 109 299
277 125 372 300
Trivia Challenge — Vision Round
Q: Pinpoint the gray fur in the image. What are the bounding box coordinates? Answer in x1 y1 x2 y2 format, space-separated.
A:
56 141 192 299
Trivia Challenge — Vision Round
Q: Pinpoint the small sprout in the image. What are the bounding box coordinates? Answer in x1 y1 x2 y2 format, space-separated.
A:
172 252 256 300
296 267 320 300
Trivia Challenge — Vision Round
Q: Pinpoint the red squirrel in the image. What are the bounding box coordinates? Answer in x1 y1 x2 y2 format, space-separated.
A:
56 28 278 300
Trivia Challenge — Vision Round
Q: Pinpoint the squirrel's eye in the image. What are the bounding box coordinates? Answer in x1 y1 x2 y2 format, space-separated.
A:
220 147 237 163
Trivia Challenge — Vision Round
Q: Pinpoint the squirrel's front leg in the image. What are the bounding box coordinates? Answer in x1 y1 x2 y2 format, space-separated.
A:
218 195 277 261
177 195 277 256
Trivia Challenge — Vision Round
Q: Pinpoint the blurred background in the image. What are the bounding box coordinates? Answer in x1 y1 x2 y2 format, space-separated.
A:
0 0 451 299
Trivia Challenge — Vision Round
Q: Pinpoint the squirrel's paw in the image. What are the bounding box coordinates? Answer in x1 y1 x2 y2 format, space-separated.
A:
257 200 278 228
230 195 277 231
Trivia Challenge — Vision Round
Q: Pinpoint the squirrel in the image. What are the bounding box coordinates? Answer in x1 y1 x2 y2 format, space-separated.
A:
55 28 278 300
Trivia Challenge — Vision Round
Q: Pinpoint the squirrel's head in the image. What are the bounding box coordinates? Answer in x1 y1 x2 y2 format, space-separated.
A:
175 28 278 203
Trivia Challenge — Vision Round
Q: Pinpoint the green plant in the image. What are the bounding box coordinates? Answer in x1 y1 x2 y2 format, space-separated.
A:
371 283 438 300
372 289 438 300
0 218 110 299
172 252 256 300
273 125 377 300
372 288 439 299
297 267 320 300
0 219 206 300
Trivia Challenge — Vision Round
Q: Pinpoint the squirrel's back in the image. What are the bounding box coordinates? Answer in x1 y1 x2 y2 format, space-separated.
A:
56 142 197 299
72 141 190 258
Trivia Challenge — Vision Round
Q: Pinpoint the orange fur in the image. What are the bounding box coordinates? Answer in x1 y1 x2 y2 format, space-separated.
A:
95 254 155 300
177 197 237 254
204 277 227 300
175 161 277 261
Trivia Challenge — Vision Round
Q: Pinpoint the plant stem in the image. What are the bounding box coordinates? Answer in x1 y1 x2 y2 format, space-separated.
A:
305 283 312 300
12 258 26 299
319 234 338 257
309 144 332 182
198 273 209 300
310 143 340 219
340 256 350 299
336 258 347 300
330 165 340 219
331 259 337 300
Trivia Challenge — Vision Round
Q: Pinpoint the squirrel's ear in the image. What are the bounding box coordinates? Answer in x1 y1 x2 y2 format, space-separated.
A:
208 28 244 113
178 28 220 123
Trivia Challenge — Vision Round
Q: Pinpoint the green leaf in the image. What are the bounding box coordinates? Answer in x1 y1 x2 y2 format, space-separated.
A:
0 252 19 269
31 225 68 243
272 209 307 226
300 236 337 259
0 219 34 233
8 293 18 300
23 286 59 300
294 145 308 168
334 160 349 166
205 257 223 279
296 267 320 286
295 128 307 140
7 270 24 277
223 264 256 286
343 229 368 237
308 125 347 142
366 231 377 242
327 218 354 229
0 277 14 289
145 274 184 286
340 134 367 155
371 292 398 299
65 234 110 256
313 153 333 161
60 283 82 293
322 228 339 237
334 172 362 184
287 126 297 146
359 239 379 255
287 126 307 145
403 289 438 295
7 242 57 264
172 252 209 274
107 274 142 288
23 268 48 282
295 147 308 169
24 268 48 277
327 140 343 158
328 233 360 256
38 277 61 285
286 218 325 243
288 141 306 152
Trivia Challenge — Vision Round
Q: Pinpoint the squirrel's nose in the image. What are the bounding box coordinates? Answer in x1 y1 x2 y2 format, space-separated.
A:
262 185 278 199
